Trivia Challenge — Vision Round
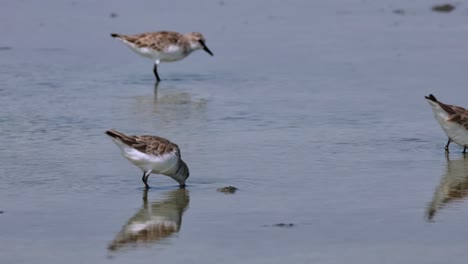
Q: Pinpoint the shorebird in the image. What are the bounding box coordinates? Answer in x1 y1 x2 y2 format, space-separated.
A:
425 94 468 153
110 31 213 82
105 129 189 188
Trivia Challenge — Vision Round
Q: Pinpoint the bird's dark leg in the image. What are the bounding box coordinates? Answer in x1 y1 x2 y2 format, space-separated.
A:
144 171 152 189
445 139 451 153
464 146 467 154
141 171 148 187
142 171 150 189
179 183 186 189
153 60 161 82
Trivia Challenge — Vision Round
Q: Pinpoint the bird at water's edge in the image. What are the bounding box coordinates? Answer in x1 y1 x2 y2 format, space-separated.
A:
425 94 468 153
105 129 189 188
110 31 213 82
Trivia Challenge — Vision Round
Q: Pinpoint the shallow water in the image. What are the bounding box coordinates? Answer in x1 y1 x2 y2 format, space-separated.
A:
2 0 468 263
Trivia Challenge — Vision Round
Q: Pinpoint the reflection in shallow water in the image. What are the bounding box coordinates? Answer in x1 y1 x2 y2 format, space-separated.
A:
108 189 190 251
153 82 159 100
427 156 468 220
132 82 208 111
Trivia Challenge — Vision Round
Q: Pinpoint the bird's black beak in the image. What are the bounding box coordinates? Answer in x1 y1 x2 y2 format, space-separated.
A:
199 40 213 56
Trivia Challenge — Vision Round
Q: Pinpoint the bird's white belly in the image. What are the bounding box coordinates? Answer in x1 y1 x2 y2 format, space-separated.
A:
123 40 188 62
121 40 155 59
149 153 179 174
123 150 178 174
438 118 468 147
113 139 178 173
158 45 189 62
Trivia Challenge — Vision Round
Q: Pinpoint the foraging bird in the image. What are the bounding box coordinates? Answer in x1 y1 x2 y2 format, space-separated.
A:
105 129 189 188
110 31 214 82
425 94 468 153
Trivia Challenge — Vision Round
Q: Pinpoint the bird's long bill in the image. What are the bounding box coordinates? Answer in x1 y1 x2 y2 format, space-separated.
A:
200 40 213 56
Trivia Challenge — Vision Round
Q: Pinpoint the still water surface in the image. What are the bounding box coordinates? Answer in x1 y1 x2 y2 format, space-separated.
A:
1 0 468 263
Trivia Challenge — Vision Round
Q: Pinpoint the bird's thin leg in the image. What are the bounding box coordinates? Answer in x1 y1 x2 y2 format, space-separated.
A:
445 138 451 153
153 60 161 82
153 64 160 82
142 171 150 189
143 171 152 189
464 146 467 154
141 171 147 187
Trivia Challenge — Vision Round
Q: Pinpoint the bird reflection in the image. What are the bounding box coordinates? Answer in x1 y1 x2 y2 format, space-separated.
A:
108 188 190 251
153 81 159 101
426 155 468 220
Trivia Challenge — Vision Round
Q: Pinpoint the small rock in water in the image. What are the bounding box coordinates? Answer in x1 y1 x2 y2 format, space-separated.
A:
393 9 405 15
217 186 238 193
432 4 455 12
109 12 118 18
273 223 295 227
0 211 4 214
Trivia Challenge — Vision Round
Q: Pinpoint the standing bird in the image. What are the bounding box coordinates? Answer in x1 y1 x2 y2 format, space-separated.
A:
425 94 468 153
105 129 189 188
110 31 214 82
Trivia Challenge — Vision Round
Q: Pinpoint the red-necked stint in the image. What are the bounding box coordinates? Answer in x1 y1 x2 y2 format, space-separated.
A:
425 94 468 153
106 129 189 188
110 31 213 82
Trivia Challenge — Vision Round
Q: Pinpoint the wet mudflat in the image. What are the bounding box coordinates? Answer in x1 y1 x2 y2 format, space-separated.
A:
1 0 468 263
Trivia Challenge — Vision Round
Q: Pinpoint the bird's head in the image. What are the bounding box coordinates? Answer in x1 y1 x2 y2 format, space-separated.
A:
186 32 213 56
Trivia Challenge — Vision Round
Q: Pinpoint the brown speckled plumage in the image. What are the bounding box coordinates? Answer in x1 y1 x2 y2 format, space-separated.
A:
105 129 189 188
111 31 206 53
425 94 468 153
426 94 468 129
115 32 184 50
106 129 180 157
448 114 468 130
110 30 212 81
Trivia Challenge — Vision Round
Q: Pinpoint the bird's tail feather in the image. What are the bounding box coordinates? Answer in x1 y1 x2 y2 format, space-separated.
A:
110 33 122 38
424 94 457 115
425 94 438 102
105 130 135 146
